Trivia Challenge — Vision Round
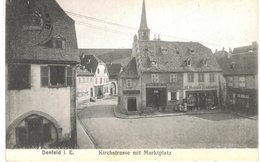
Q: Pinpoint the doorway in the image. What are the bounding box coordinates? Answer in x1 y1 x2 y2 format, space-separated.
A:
146 88 167 108
127 97 137 111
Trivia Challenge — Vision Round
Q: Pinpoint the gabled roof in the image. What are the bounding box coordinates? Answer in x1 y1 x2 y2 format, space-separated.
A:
137 40 222 73
222 53 257 76
106 64 122 79
80 54 105 73
120 57 139 79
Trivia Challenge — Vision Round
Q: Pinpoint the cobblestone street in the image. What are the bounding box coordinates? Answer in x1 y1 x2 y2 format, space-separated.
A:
77 96 258 149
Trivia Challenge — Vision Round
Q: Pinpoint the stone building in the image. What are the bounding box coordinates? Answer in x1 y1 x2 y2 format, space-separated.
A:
118 0 222 114
80 54 110 99
220 42 258 114
76 66 95 102
6 0 79 148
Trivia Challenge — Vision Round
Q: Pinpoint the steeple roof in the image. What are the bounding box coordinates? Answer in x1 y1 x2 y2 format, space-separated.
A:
139 0 149 30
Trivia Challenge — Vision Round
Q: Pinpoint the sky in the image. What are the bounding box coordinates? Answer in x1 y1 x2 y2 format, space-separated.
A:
56 0 258 51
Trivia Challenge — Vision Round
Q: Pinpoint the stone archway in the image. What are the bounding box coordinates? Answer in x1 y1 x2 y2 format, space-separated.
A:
110 82 117 95
6 110 62 148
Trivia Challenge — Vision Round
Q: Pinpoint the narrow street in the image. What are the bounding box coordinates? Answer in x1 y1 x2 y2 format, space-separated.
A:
77 96 258 149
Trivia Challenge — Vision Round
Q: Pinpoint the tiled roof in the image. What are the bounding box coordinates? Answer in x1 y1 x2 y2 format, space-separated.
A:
7 46 79 63
233 44 258 54
214 50 229 59
120 57 139 78
137 40 222 73
107 64 122 79
6 0 79 63
80 54 105 74
79 49 132 66
222 53 257 76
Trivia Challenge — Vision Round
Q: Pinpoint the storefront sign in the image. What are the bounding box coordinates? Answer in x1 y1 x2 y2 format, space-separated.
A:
146 83 167 87
184 85 218 90
123 90 140 95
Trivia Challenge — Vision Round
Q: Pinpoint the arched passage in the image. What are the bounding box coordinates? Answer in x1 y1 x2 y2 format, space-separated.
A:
6 110 62 148
110 82 117 95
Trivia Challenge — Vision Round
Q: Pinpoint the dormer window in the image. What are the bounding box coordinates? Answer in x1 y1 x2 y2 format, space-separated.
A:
190 49 195 54
202 58 207 66
230 62 236 69
53 35 65 49
44 35 65 49
161 48 168 55
186 59 191 66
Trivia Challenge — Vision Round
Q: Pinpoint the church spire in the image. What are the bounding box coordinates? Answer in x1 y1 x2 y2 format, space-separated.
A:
138 0 150 41
139 0 148 29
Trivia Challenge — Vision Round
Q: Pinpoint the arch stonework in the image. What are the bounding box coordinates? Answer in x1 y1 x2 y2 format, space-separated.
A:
6 110 63 144
111 81 117 95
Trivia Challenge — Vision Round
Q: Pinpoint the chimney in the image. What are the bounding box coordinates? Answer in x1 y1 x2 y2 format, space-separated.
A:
153 34 156 40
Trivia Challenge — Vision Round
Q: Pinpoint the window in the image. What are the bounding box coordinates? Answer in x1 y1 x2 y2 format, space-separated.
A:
100 77 102 84
168 91 179 101
97 68 100 74
95 78 98 84
90 78 93 82
198 73 204 82
126 79 133 88
227 77 233 86
8 64 31 90
188 73 194 82
209 73 215 82
104 69 106 74
54 39 63 48
239 76 246 87
170 74 177 83
186 59 191 66
41 66 73 87
151 74 159 83
86 77 89 83
202 59 207 66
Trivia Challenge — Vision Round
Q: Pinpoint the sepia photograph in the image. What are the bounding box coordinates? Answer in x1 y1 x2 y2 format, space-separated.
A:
5 0 258 160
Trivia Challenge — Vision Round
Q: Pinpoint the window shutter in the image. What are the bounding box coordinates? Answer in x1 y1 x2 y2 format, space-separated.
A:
168 92 171 101
41 66 49 87
176 91 179 100
66 66 73 86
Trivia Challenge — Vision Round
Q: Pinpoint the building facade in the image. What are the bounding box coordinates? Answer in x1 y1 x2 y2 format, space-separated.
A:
76 67 95 102
6 0 79 148
222 43 258 114
80 55 110 99
118 0 222 114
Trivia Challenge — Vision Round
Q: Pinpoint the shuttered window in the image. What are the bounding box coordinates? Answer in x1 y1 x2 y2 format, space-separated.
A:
66 66 73 86
41 66 73 87
41 66 49 87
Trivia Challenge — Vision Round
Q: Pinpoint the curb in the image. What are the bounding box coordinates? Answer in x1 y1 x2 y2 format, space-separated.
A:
77 115 100 149
233 113 257 120
113 106 230 119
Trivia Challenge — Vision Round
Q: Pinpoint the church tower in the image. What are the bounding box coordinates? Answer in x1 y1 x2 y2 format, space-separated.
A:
138 0 150 41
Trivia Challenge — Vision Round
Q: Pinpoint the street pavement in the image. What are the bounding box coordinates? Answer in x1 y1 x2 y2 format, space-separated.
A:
77 96 258 149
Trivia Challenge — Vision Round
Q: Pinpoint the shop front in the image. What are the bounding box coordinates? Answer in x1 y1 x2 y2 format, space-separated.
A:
186 90 218 110
227 87 257 114
146 84 167 111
